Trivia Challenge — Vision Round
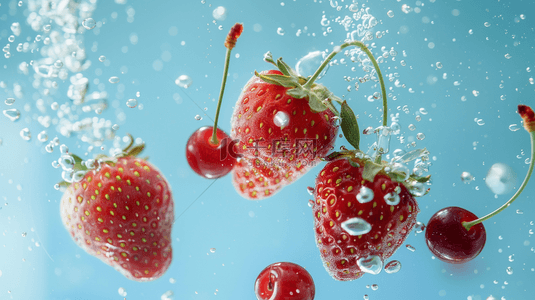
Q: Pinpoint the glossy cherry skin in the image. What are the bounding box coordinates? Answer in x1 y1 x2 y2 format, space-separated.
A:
425 206 486 264
186 126 237 179
254 262 315 300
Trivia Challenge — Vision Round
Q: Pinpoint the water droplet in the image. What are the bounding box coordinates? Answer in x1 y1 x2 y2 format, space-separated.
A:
476 119 485 126
461 171 474 183
472 90 480 97
60 144 69 154
401 4 412 14
371 284 379 291
408 181 426 197
5 98 15 105
11 22 21 36
504 53 512 59
118 287 127 297
126 99 138 108
277 27 285 35
384 192 400 205
484 21 491 27
530 78 534 85
408 124 416 131
308 200 314 208
384 260 401 274
161 290 174 300
417 133 425 140
357 255 383 275
175 75 193 88
436 62 443 69
212 6 227 21
20 128 31 141
387 10 395 18
45 143 54 153
37 131 48 142
3 109 21 121
307 186 314 195
21 232 27 237
406 244 416 252
109 76 120 84
356 186 374 203
72 171 86 182
508 254 515 262
98 55 106 62
273 111 290 128
194 115 203 121
516 209 523 214
82 18 96 30
486 163 516 195
506 266 513 275
341 217 372 236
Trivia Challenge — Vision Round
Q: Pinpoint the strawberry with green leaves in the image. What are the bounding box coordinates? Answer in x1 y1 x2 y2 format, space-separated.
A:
306 41 431 280
59 138 174 281
231 53 340 199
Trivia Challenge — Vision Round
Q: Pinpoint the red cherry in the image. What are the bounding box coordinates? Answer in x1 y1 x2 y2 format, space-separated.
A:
425 206 486 264
186 126 237 179
254 262 315 300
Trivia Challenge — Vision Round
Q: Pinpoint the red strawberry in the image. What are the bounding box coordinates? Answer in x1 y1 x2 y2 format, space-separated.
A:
59 141 174 281
312 152 424 281
231 54 340 199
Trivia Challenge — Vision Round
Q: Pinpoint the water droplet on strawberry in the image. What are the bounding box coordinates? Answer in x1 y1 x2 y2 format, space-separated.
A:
384 192 400 205
273 111 290 128
357 255 383 275
341 217 372 236
356 186 374 203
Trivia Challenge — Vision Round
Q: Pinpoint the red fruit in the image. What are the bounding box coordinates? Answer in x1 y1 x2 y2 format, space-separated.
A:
254 262 315 300
231 69 338 198
425 207 486 264
60 145 174 281
312 155 419 281
186 126 237 179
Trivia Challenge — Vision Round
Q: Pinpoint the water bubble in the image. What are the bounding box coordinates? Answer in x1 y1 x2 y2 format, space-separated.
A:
506 267 513 275
509 124 520 132
384 192 400 205
273 111 290 128
436 62 443 69
416 133 425 140
161 290 174 300
530 78 534 85
341 217 372 236
295 51 327 78
277 27 285 35
307 186 314 195
212 6 227 21
5 98 15 105
484 21 491 27
98 55 106 62
308 200 314 208
408 181 426 197
387 10 395 18
82 18 96 30
508 254 515 262
371 284 379 291
210 248 216 253
36 131 48 142
72 171 86 182
401 4 412 14
461 171 474 183
20 128 31 141
476 119 485 126
356 186 374 203
504 53 512 59
408 124 416 131
406 244 416 252
109 76 120 84
384 260 401 274
3 109 21 121
194 115 203 121
60 144 69 154
472 90 480 97
45 143 54 153
118 287 127 297
486 163 517 195
126 99 138 108
175 75 193 88
357 255 383 275
11 22 21 36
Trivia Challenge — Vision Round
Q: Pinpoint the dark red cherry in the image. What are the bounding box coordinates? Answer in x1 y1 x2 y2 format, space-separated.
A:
425 206 486 264
186 126 237 179
254 262 315 300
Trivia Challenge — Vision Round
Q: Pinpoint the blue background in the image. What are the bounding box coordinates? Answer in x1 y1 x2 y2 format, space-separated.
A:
0 0 534 299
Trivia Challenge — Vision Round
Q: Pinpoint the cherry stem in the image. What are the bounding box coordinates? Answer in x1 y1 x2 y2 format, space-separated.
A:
303 40 388 127
210 23 243 145
463 130 535 231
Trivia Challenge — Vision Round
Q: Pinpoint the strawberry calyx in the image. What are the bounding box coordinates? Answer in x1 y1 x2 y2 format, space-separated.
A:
256 51 343 114
324 148 431 197
57 134 145 188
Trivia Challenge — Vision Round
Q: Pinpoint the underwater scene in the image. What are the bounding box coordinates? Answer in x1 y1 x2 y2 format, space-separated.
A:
0 0 534 299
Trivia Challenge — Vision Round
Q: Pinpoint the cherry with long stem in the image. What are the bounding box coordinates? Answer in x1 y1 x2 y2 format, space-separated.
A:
186 23 243 179
425 105 535 264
